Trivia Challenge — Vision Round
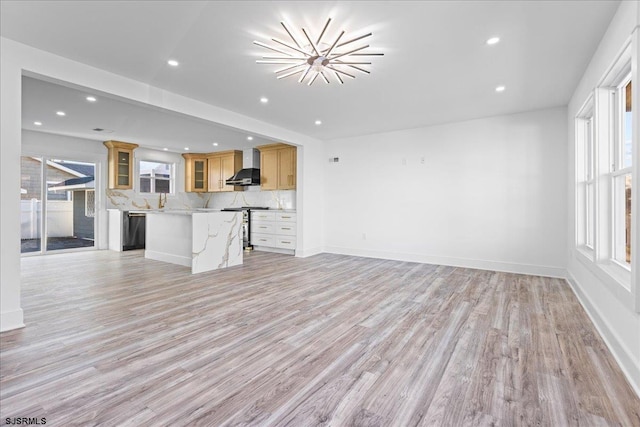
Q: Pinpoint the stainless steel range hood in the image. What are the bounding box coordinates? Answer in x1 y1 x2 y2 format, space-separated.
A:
226 149 260 186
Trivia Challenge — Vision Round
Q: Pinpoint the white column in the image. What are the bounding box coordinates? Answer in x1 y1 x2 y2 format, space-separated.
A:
0 38 24 331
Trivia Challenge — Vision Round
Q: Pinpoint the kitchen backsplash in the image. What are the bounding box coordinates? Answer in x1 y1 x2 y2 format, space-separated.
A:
106 189 295 210
205 190 295 210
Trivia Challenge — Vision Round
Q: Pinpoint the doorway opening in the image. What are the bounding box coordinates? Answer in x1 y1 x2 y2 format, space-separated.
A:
21 156 96 254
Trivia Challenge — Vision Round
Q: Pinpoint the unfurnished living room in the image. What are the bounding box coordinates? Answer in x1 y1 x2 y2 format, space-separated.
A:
0 1 639 426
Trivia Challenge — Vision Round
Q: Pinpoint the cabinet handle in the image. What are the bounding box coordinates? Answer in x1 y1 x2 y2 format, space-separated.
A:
281 241 291 244
281 227 291 230
259 239 267 242
282 216 290 219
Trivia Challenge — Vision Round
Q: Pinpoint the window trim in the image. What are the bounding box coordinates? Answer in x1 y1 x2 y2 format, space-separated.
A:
574 32 640 313
575 94 596 258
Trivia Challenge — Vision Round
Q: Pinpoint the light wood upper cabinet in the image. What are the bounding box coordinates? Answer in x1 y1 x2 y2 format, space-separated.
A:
207 150 243 192
260 149 279 190
257 143 297 190
182 153 208 192
104 140 138 190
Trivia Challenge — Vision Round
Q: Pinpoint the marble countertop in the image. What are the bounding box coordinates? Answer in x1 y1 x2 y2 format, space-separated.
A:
114 208 295 214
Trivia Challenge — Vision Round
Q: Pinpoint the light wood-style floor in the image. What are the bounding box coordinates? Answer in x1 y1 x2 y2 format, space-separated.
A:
1 251 639 426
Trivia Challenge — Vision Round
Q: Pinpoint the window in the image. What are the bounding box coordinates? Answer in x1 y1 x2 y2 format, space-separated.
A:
139 161 173 194
611 76 632 266
576 98 595 251
575 46 634 293
85 190 95 217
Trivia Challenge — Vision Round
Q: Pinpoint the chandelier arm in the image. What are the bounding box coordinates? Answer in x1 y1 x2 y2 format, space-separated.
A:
335 33 372 48
272 38 312 56
345 64 370 74
316 18 332 45
320 71 330 84
324 31 346 58
298 65 313 83
326 66 356 79
307 72 320 86
256 60 303 64
276 68 306 79
280 22 303 49
349 53 384 56
253 41 295 57
274 63 307 73
262 56 308 60
301 28 322 56
333 70 344 84
329 45 369 60
332 60 371 74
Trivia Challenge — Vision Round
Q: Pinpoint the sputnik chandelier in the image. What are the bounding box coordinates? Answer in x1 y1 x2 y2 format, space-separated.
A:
254 18 383 85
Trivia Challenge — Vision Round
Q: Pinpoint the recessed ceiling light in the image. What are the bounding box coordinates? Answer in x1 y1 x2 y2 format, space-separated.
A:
212 142 219 146
486 37 500 45
167 59 179 67
495 85 506 92
163 148 169 151
247 136 253 141
33 121 42 126
86 96 97 102
56 111 66 116
184 147 190 151
315 120 322 125
260 97 269 103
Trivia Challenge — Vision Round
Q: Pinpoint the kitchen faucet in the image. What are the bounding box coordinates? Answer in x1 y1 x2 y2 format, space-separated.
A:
158 192 167 209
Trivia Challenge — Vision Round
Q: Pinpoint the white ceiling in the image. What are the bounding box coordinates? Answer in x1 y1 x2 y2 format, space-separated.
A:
1 0 620 150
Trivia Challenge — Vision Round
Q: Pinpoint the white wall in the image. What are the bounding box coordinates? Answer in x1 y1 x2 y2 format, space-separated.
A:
566 1 640 395
324 107 567 277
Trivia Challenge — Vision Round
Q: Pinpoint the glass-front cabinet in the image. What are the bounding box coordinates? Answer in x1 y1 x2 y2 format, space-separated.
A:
104 140 138 190
182 153 209 192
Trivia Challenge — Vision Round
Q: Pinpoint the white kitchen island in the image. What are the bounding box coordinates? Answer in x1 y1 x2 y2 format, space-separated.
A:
144 210 243 274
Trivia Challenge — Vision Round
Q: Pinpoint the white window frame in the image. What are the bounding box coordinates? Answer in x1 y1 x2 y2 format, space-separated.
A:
609 72 632 271
575 95 595 257
138 160 174 195
576 38 636 310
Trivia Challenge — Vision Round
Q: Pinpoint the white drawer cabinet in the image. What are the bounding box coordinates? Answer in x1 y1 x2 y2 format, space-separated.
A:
250 210 296 253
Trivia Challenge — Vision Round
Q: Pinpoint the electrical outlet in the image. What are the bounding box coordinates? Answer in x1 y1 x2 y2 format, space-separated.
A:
420 156 425 164
402 157 407 166
362 233 367 240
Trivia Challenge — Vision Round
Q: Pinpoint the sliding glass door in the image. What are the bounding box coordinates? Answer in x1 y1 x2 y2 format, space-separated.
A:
21 156 96 254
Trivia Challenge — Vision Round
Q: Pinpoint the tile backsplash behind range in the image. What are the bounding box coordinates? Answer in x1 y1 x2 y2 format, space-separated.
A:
206 190 295 210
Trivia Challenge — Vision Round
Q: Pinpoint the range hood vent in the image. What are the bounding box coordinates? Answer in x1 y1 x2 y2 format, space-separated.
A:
225 148 261 186
226 168 260 186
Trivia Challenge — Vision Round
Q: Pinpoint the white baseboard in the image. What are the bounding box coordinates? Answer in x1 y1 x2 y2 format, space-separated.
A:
0 308 24 332
144 250 191 268
295 246 324 258
323 246 566 278
253 246 295 256
565 272 640 398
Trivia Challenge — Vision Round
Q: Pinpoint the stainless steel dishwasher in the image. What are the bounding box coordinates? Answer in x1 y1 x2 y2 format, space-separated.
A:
122 211 146 251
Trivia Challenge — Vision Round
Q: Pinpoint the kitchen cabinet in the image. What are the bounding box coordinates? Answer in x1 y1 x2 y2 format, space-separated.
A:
182 154 208 192
104 140 138 189
251 210 297 253
256 143 296 190
207 150 243 192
